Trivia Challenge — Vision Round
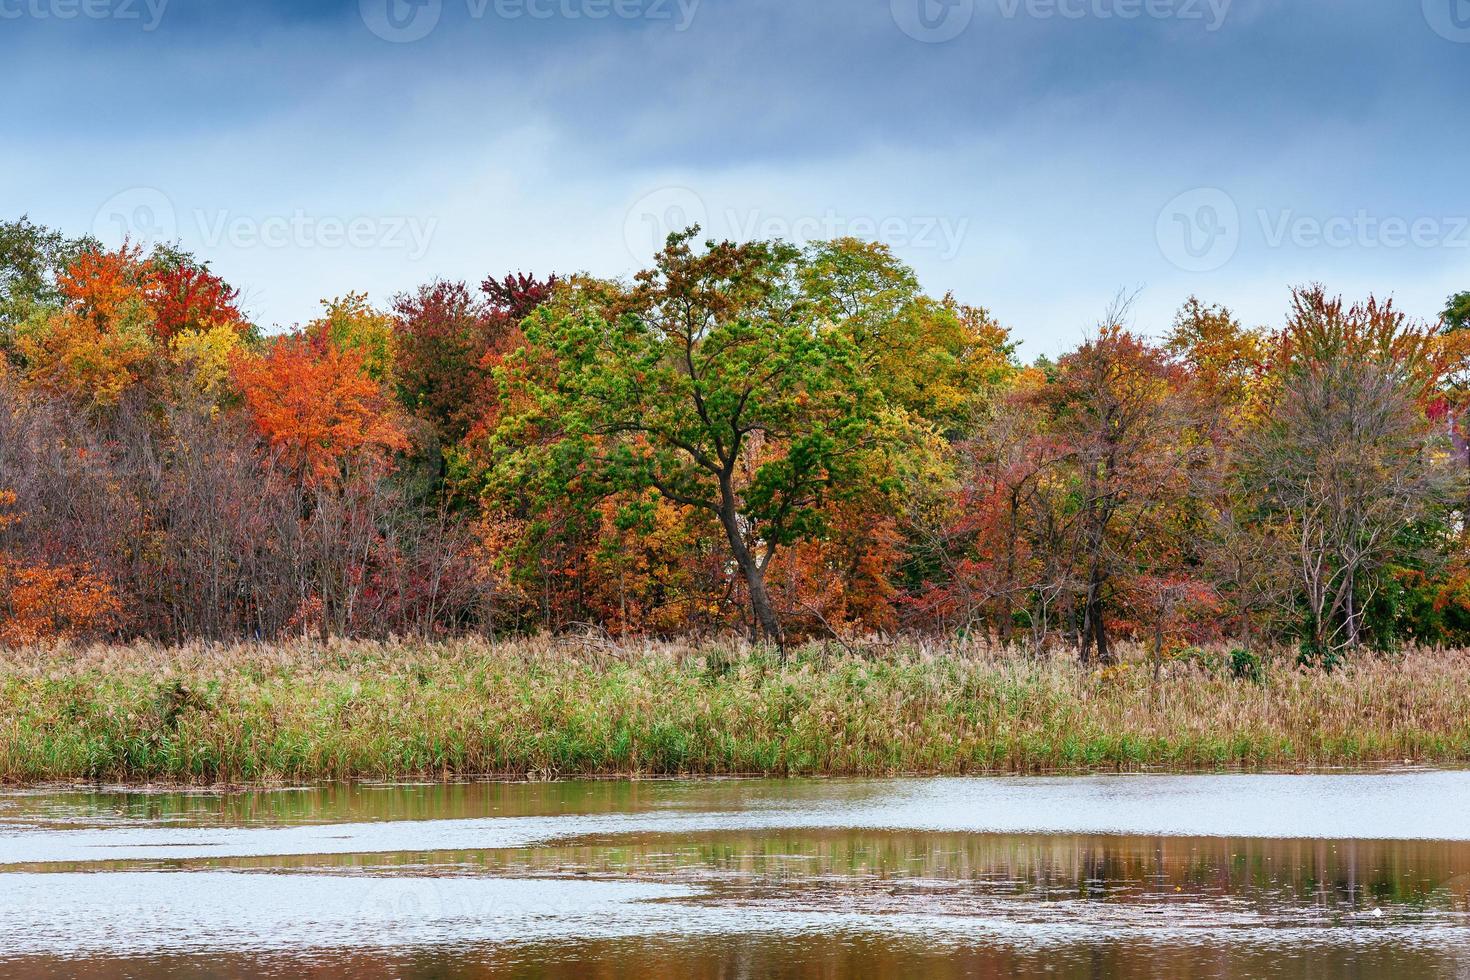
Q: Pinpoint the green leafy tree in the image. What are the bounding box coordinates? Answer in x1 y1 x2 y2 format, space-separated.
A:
1444 291 1470 332
0 216 97 343
489 230 893 644
802 238 1015 436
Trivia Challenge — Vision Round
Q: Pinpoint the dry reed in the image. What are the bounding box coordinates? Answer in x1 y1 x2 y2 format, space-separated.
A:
1 637 1467 784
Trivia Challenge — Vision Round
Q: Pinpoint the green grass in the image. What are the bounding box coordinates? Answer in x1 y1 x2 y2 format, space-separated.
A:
2 637 1469 784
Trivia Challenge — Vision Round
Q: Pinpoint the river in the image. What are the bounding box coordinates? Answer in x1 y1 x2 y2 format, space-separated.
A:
1 771 1468 977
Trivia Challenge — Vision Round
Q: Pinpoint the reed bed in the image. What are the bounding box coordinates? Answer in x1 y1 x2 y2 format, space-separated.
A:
2 637 1468 784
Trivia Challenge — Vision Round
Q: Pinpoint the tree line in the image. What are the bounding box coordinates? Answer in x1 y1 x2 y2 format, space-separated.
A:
2 215 1469 664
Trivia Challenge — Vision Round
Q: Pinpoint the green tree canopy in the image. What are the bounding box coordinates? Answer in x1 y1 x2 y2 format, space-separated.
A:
0 216 96 341
1443 291 1470 332
487 229 900 643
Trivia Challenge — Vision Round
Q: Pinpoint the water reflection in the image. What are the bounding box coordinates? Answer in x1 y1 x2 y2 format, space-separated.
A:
1 776 1469 978
6 771 1468 840
6 930 1470 980
0 778 765 829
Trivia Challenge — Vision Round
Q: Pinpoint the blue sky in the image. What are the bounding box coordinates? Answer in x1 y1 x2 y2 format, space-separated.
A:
4 0 1467 355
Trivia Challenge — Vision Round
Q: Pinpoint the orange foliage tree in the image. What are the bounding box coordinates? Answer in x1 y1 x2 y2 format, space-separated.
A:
0 490 122 645
15 243 162 407
233 330 412 641
233 332 410 486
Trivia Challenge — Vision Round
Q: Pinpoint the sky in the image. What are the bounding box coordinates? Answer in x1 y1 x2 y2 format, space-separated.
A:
4 0 1468 357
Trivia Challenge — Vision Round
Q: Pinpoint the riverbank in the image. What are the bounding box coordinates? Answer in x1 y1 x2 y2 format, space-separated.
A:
2 638 1469 784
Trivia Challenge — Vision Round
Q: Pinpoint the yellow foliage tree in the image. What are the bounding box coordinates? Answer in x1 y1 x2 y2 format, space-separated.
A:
170 322 245 401
309 292 397 386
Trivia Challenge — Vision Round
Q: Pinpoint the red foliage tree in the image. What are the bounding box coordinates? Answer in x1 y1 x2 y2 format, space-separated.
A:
151 263 249 342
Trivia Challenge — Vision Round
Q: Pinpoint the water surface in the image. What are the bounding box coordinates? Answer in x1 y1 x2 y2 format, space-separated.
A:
2 772 1468 978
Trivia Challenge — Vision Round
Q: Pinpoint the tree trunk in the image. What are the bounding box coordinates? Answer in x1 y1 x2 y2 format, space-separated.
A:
1080 567 1112 666
1079 599 1094 665
1344 572 1361 651
1151 596 1172 685
314 485 332 646
1000 492 1020 648
1094 603 1112 665
716 497 783 649
744 562 783 648
1081 578 1111 669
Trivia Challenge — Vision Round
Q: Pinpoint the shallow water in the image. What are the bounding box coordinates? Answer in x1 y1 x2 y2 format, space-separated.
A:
2 772 1469 977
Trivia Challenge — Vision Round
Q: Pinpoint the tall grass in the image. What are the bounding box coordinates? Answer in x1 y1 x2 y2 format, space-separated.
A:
2 637 1468 784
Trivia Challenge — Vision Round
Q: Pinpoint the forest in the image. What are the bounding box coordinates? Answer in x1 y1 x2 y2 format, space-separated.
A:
3 214 1470 668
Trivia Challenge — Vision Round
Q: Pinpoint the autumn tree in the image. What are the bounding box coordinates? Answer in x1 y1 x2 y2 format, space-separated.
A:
1243 288 1459 662
7 240 253 413
0 216 96 337
802 238 1014 436
1043 311 1196 665
1164 299 1288 650
394 273 555 449
1165 297 1271 422
489 230 892 645
0 489 122 646
234 329 412 640
149 246 252 343
920 370 1069 646
309 292 397 384
14 243 162 407
234 331 409 485
1444 292 1470 333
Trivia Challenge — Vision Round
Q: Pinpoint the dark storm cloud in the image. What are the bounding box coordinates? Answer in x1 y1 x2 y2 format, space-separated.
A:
4 0 1468 345
6 0 1467 166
